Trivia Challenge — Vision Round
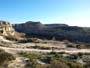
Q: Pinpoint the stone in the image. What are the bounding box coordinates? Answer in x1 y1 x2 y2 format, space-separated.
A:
0 20 15 36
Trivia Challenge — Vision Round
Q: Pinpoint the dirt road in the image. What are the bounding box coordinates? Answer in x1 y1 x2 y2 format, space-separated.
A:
0 46 90 54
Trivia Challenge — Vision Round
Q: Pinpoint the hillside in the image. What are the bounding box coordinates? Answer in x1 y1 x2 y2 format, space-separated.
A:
13 21 90 43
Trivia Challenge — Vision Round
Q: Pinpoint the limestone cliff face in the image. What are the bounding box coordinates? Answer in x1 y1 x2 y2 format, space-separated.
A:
14 21 46 33
14 21 90 43
14 21 69 32
0 21 15 36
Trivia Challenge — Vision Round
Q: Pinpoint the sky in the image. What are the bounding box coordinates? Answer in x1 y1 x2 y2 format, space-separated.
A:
0 0 90 27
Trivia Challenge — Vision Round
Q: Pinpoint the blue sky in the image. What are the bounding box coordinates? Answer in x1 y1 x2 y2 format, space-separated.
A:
0 0 90 27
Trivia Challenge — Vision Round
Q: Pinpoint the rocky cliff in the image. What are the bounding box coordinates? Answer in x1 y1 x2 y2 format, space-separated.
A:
0 20 15 36
13 21 90 43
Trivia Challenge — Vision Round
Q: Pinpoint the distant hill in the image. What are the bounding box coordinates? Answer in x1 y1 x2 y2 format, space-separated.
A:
13 21 90 43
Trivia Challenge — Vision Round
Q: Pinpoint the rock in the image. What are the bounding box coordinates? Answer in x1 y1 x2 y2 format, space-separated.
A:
8 57 29 68
0 20 15 36
13 21 90 43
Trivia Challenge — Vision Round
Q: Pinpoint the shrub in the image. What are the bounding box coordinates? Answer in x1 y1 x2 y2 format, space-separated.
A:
0 49 15 67
50 59 69 68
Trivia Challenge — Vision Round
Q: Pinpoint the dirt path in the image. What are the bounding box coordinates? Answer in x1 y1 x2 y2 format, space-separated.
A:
0 46 90 54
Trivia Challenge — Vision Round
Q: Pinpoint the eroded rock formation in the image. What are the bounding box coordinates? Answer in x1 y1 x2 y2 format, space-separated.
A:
0 20 14 36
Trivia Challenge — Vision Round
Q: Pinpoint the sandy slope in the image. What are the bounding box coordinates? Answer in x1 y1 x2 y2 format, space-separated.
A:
0 36 12 43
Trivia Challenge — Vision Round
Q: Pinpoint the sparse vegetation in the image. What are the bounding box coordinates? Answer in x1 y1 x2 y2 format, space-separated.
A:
0 49 15 68
30 45 51 50
18 52 85 68
18 38 43 43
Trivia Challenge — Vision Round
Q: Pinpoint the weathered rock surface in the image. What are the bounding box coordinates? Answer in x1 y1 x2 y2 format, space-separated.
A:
0 20 15 36
14 21 90 43
8 57 29 68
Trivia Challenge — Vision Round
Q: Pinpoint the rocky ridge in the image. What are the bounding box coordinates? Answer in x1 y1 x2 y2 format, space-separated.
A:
14 21 90 43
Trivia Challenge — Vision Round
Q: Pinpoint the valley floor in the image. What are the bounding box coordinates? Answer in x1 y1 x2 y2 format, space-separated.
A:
0 36 90 68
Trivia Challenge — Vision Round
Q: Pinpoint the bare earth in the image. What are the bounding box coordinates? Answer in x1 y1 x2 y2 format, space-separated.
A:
0 46 90 54
0 36 90 54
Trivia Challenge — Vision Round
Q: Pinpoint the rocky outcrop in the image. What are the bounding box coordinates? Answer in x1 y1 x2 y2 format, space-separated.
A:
14 21 45 31
0 21 15 36
14 21 90 43
8 57 29 68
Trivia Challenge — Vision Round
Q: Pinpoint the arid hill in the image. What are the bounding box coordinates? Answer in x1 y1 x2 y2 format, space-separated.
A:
13 21 90 43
